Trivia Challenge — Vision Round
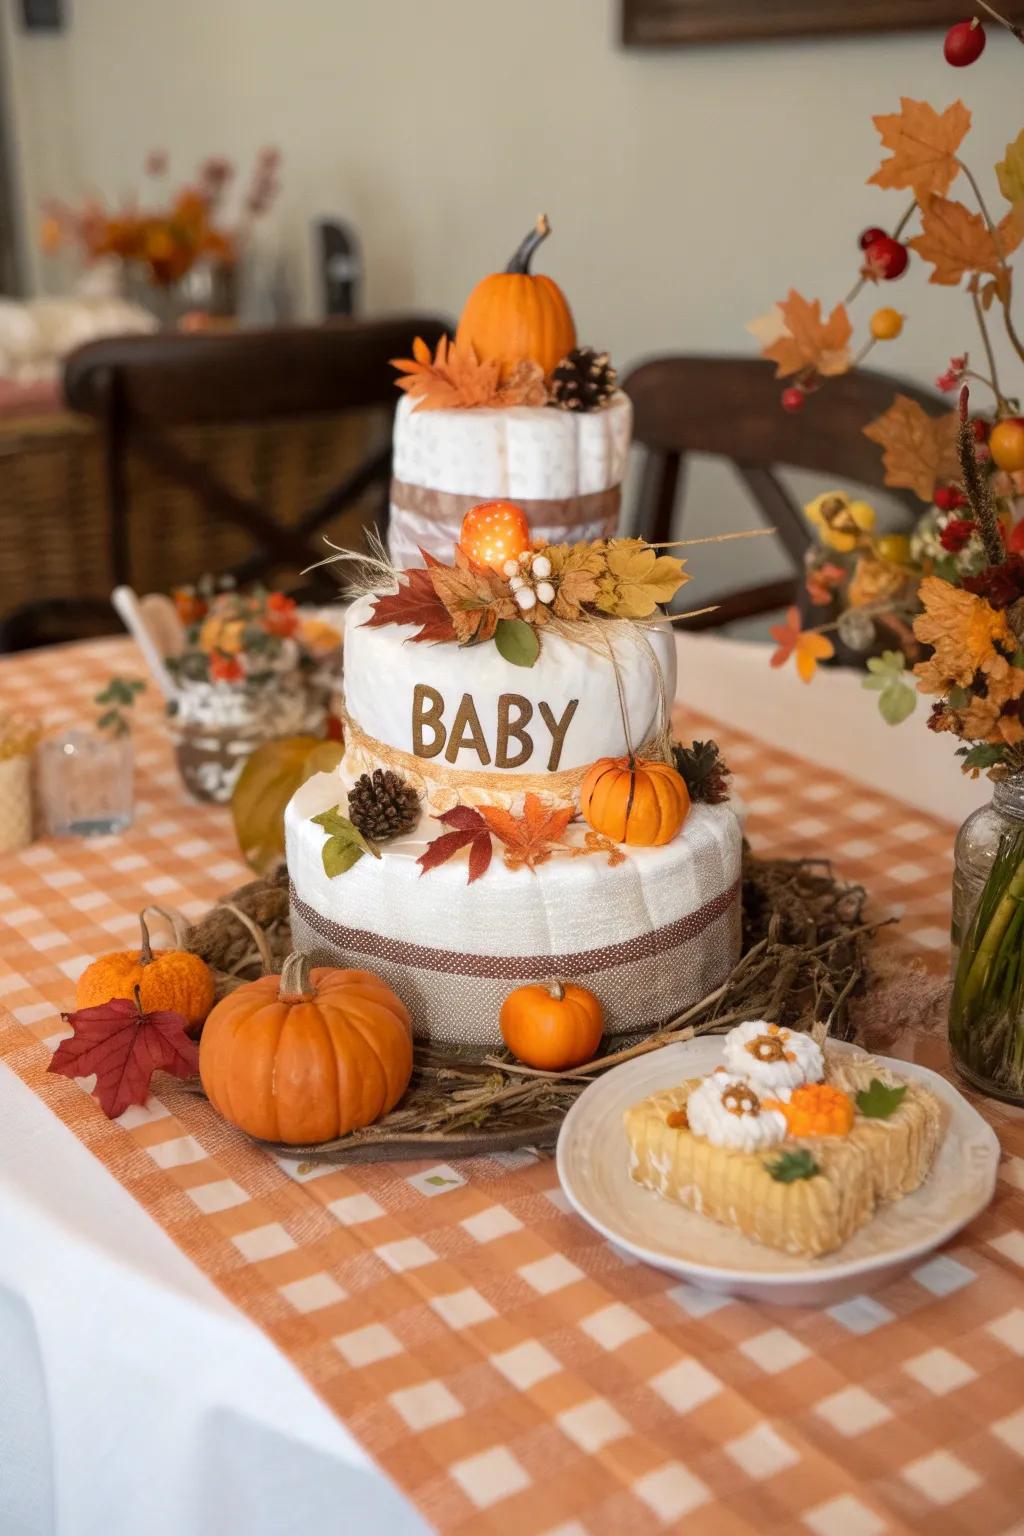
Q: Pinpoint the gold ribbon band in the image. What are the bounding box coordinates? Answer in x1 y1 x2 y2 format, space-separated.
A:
389 477 621 533
341 706 670 814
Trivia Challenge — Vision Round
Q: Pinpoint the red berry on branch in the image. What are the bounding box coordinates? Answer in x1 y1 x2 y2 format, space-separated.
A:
781 386 805 413
944 18 986 66
934 485 965 511
971 418 990 442
858 226 888 251
864 236 909 281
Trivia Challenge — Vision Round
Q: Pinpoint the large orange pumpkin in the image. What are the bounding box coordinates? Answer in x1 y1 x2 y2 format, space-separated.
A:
500 980 604 1070
75 911 215 1029
455 214 576 381
199 953 413 1145
579 755 690 847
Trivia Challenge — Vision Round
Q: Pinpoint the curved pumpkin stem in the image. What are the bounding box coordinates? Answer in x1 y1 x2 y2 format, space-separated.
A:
138 911 155 967
547 979 566 1002
279 951 314 1001
505 213 551 274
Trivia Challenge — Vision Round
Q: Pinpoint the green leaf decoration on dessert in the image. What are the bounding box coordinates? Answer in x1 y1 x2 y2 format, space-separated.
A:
494 617 540 668
765 1148 820 1183
861 650 916 725
311 805 381 879
855 1077 907 1119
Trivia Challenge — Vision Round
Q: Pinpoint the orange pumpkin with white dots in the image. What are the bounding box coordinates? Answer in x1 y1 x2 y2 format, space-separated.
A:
580 755 690 847
500 980 604 1070
199 953 413 1145
455 214 577 381
460 500 531 570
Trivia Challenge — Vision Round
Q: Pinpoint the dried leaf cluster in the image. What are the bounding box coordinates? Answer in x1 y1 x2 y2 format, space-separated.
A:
391 336 548 412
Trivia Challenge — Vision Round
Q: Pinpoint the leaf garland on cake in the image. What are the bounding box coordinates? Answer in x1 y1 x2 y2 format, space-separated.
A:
49 991 198 1119
391 335 548 412
478 793 574 872
429 547 517 644
764 1148 820 1183
417 806 493 883
312 805 381 877
855 1077 907 1119
363 550 457 644
594 539 690 619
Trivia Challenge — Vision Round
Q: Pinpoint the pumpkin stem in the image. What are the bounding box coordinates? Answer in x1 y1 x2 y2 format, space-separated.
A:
623 759 638 831
505 213 551 274
547 979 566 1002
138 911 154 967
279 951 315 1001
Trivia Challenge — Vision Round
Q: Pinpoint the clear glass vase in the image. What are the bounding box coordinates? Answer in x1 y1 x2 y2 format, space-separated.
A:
950 772 1024 1104
37 730 134 836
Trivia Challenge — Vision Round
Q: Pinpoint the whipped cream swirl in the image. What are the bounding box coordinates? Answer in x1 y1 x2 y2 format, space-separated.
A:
722 1020 824 1100
685 1069 787 1151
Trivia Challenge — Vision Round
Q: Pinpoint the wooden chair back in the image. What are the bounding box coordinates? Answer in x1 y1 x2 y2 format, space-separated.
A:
622 355 943 628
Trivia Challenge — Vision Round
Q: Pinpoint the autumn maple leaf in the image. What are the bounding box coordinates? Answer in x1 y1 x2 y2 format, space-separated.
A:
997 129 1024 212
545 541 606 619
760 291 852 380
49 994 198 1119
478 793 574 871
429 547 516 643
391 335 503 412
769 609 834 685
909 197 1023 286
863 396 960 503
869 98 970 200
364 551 457 643
594 540 689 619
417 806 493 883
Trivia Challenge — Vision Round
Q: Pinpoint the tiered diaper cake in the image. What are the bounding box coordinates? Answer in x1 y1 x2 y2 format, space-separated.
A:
285 218 743 1048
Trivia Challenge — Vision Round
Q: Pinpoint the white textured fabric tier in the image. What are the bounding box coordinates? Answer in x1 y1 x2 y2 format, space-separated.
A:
388 392 632 568
286 771 743 1048
342 593 676 777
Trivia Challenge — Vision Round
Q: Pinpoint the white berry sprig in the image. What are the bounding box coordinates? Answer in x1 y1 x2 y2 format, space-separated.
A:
503 550 556 614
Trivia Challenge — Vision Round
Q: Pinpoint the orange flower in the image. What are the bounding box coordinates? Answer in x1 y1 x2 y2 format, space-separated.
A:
848 554 907 609
769 608 835 683
770 1082 854 1138
913 576 1015 692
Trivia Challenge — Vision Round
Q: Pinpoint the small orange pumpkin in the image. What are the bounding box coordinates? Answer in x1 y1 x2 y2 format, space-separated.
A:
500 979 604 1070
75 911 215 1029
579 755 690 847
199 953 413 1145
455 214 577 381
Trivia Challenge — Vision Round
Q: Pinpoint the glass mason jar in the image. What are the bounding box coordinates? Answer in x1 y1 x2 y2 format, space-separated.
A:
950 772 1024 1104
37 730 134 836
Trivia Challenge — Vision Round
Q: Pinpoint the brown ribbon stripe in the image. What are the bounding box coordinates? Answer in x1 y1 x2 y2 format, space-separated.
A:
389 477 621 532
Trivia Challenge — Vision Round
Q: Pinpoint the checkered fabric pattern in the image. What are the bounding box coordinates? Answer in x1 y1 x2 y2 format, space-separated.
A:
2 637 1023 1536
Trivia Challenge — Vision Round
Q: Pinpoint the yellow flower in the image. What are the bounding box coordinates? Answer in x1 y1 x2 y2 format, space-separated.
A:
199 616 245 656
804 491 876 552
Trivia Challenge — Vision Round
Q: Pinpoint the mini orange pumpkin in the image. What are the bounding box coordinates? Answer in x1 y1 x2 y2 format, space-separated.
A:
579 755 690 847
75 912 215 1029
199 953 413 1145
455 214 577 381
500 979 604 1070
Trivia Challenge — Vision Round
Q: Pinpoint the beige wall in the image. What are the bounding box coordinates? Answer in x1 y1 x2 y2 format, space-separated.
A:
3 0 1021 589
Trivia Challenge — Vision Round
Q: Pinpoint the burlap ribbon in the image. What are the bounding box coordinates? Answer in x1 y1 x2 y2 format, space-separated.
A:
390 478 621 532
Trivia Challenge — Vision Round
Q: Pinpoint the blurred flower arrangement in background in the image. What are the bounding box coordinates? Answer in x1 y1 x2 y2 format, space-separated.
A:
39 147 281 292
168 580 338 689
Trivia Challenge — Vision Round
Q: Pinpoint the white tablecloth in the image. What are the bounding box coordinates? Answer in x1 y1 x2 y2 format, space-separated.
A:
0 636 984 1536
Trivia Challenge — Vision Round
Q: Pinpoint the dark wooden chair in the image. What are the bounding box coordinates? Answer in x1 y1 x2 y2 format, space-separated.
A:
623 355 944 629
0 316 450 651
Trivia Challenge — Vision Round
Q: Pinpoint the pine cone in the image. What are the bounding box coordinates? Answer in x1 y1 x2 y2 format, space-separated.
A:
549 347 617 412
347 768 420 841
672 740 732 805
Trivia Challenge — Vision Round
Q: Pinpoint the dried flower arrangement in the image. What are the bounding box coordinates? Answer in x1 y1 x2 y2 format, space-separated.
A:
40 147 281 288
168 584 339 689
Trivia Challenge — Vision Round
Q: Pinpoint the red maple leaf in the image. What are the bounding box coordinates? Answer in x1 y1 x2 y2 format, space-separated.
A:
416 805 493 883
363 549 457 643
49 993 199 1119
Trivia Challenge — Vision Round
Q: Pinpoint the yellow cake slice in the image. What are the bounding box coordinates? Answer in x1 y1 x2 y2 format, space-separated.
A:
624 1081 876 1258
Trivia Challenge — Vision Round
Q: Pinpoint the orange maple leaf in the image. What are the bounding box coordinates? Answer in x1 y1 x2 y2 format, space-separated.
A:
869 98 971 200
760 290 852 380
391 334 504 411
908 197 1024 285
478 793 574 871
428 547 515 644
768 609 834 684
862 396 960 503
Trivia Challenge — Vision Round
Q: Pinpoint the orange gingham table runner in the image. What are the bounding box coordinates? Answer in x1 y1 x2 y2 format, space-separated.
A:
2 637 1023 1536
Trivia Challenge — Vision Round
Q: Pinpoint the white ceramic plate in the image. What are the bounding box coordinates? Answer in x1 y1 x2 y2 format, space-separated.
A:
556 1038 999 1306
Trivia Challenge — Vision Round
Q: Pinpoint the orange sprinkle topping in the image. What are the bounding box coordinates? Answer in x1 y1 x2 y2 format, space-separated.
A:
773 1082 854 1139
666 1108 688 1129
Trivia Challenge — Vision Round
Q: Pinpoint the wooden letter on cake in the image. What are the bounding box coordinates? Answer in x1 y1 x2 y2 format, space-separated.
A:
412 684 445 759
445 693 490 766
496 694 533 769
539 700 579 772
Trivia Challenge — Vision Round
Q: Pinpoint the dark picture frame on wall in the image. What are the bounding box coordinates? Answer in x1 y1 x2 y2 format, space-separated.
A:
622 0 1021 47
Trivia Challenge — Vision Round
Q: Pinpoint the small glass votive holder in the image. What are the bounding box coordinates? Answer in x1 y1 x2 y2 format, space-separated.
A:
37 730 134 837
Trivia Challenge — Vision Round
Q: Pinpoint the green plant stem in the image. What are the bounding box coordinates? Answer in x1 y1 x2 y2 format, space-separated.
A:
960 841 1024 1013
969 290 1008 411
